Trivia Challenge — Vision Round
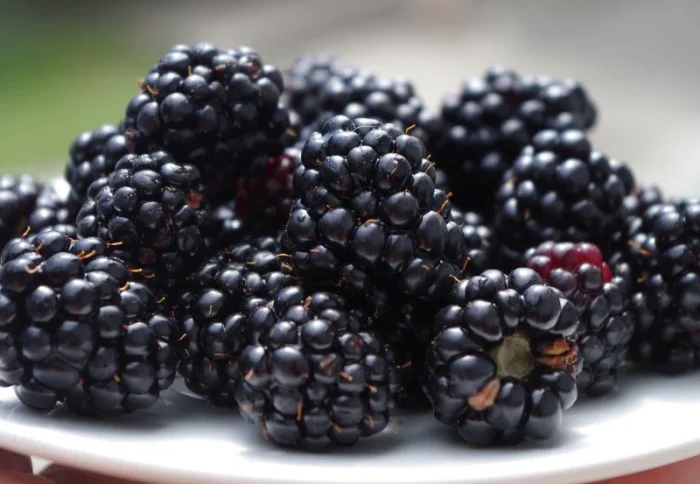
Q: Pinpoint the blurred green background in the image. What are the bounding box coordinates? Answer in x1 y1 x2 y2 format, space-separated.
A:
1 0 699 194
0 1 158 173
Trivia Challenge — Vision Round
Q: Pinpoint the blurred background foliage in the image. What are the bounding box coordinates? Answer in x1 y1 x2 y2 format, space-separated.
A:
0 1 157 171
0 0 698 194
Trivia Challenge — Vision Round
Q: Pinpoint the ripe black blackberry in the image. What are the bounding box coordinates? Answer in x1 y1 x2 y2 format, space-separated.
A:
612 200 700 373
525 242 633 396
236 285 398 448
76 151 212 285
430 67 597 216
284 54 357 127
234 147 301 234
0 174 42 249
423 268 580 445
494 129 635 270
65 124 128 207
176 236 294 406
282 115 468 301
123 42 291 200
0 231 178 414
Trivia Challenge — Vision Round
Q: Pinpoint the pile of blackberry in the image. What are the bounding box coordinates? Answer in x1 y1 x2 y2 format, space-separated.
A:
2 43 697 452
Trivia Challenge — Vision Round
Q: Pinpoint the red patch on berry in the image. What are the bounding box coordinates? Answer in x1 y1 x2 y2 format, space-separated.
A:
550 242 574 267
526 255 553 279
527 241 611 283
576 243 603 267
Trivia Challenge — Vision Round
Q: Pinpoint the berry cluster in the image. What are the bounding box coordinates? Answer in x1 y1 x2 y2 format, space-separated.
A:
0 45 693 453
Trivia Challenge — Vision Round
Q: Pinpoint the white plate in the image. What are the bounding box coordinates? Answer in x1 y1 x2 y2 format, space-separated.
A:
0 370 698 484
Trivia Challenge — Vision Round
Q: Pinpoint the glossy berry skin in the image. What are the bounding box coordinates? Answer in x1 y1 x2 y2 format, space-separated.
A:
429 67 597 216
494 129 635 270
282 115 467 301
0 175 42 249
0 231 178 414
525 241 633 396
234 147 301 234
65 124 128 207
423 268 581 445
176 236 294 406
123 43 291 201
236 285 398 448
612 200 700 373
76 152 212 286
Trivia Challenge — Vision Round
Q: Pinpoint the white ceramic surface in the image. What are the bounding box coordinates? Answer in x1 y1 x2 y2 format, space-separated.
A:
0 370 699 484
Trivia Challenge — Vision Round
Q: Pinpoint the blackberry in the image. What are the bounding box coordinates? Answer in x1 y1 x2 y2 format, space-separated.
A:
123 42 291 200
282 115 468 301
494 129 635 270
449 208 494 276
284 54 356 128
76 151 212 285
0 175 42 249
176 236 294 406
234 147 301 233
612 200 700 373
0 231 178 414
430 67 597 216
236 285 398 448
65 124 128 206
423 268 580 445
525 242 633 396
